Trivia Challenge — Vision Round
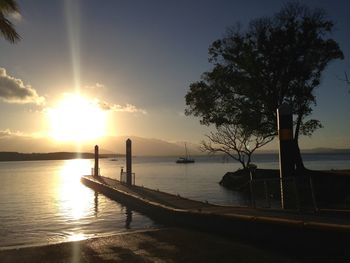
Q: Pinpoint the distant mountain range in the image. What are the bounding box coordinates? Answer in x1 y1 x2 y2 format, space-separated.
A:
0 135 202 156
255 148 350 154
0 134 349 157
0 152 117 162
301 148 350 154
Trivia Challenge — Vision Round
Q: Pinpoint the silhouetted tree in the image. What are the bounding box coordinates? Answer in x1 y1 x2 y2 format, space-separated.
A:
186 2 343 170
0 0 20 43
201 124 273 169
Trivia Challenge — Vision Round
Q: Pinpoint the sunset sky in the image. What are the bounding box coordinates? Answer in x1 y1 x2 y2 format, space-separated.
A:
1 0 350 152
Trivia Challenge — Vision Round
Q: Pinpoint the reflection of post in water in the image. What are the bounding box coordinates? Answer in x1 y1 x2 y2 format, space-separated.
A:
125 207 132 229
94 191 99 216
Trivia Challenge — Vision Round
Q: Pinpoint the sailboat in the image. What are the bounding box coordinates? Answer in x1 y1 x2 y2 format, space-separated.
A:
176 143 195 163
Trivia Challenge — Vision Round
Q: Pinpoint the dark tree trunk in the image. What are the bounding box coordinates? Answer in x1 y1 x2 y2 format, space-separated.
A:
293 139 305 171
294 113 305 171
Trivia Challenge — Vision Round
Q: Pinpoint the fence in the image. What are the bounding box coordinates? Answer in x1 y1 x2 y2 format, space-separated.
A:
246 176 323 212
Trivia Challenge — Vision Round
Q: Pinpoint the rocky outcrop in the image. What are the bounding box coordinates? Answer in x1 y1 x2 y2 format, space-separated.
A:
219 169 279 191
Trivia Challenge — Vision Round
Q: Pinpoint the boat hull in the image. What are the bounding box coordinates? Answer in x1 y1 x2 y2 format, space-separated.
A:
176 159 195 164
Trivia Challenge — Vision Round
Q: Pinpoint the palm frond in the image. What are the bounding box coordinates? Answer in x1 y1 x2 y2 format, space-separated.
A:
0 13 20 43
0 0 19 14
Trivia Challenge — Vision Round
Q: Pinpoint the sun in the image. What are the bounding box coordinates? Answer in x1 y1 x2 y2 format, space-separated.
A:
48 94 107 142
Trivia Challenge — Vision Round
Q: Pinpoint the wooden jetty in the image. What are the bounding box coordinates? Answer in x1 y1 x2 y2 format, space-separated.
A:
81 175 350 250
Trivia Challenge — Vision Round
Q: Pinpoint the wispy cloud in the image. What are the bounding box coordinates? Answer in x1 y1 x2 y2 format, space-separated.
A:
0 129 46 139
81 82 146 114
0 68 45 105
0 129 24 138
97 100 147 114
84 82 105 90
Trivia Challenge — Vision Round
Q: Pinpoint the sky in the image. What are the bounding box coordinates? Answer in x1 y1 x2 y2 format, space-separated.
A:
0 0 350 152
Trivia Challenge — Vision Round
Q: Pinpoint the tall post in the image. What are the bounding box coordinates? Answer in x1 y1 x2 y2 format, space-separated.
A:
126 139 132 185
277 103 294 209
94 145 99 177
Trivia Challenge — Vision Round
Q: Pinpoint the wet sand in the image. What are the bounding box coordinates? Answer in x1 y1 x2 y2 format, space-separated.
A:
0 228 301 263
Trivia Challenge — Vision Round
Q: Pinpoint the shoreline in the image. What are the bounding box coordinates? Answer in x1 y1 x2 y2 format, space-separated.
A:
0 228 300 263
0 227 161 252
1 227 348 262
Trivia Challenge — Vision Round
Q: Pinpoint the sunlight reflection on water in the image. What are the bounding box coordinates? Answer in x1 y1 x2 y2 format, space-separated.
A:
0 159 157 249
67 232 87 242
56 159 92 220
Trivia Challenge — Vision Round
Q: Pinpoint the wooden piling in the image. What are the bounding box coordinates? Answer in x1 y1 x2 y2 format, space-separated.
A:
126 139 132 185
94 145 99 177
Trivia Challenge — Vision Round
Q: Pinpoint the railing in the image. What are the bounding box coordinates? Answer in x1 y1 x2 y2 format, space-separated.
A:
247 174 349 213
247 175 320 212
120 171 136 185
249 176 301 210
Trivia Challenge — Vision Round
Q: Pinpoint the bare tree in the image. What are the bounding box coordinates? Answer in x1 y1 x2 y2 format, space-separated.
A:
201 124 274 169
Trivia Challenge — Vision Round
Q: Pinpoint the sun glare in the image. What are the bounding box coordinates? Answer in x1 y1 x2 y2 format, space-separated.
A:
48 94 107 142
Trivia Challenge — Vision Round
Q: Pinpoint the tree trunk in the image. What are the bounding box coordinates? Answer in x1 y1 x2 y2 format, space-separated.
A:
240 160 246 169
293 138 305 171
294 113 305 171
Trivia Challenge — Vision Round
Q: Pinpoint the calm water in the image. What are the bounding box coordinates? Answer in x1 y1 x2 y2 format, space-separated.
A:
0 153 349 249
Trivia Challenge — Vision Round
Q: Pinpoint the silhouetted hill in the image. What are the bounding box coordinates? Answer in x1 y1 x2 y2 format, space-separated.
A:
0 152 119 162
1 133 348 156
255 148 350 154
103 136 201 156
0 135 202 156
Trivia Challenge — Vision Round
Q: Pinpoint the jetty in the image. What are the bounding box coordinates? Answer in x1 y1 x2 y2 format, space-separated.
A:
81 174 350 247
81 140 349 255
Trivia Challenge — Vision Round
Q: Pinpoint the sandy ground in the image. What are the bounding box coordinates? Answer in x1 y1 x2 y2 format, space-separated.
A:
0 228 302 263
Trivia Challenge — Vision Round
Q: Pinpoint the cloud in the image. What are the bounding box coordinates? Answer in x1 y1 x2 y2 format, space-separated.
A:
0 129 24 138
95 83 104 89
85 82 105 90
0 68 45 105
97 100 147 114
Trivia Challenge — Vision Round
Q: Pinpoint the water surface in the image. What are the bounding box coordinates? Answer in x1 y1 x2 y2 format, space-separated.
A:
0 153 349 249
0 159 156 249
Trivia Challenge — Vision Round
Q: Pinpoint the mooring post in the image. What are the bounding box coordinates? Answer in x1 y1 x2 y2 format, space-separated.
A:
248 164 257 208
94 145 99 177
277 103 294 209
126 139 132 186
120 166 124 182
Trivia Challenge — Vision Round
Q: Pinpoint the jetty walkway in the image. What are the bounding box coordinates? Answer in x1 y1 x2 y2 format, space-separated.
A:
81 174 350 259
81 175 349 234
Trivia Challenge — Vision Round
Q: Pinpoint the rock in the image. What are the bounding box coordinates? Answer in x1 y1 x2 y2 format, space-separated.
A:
219 169 280 191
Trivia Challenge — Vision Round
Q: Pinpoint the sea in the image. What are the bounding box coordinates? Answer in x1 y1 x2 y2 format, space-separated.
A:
0 153 349 249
